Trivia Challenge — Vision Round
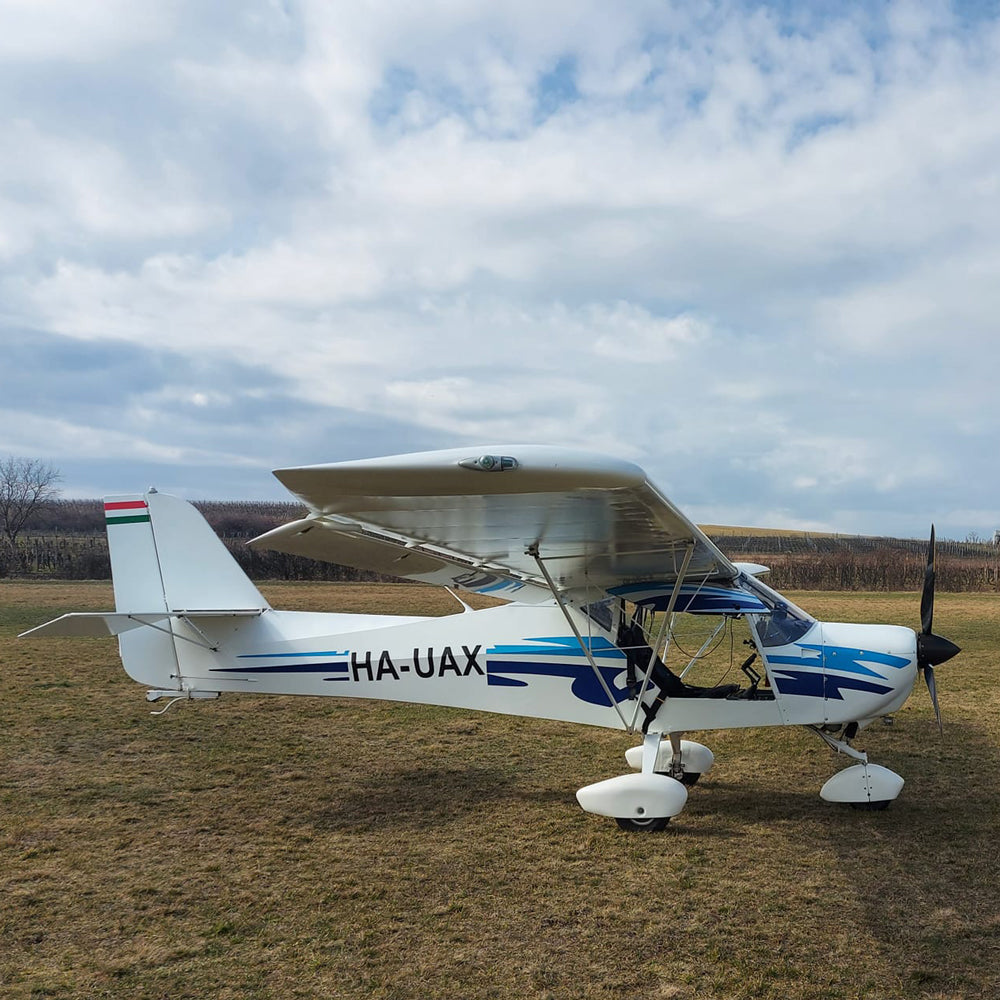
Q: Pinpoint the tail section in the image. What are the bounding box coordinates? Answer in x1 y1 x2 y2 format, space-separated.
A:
104 491 269 613
105 491 269 691
23 491 271 696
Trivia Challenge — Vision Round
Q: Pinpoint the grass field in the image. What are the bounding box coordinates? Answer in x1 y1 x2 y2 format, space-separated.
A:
3 582 999 1000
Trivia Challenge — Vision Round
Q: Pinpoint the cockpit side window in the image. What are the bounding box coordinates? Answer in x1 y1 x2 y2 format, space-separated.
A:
753 607 815 647
581 597 615 633
740 574 816 647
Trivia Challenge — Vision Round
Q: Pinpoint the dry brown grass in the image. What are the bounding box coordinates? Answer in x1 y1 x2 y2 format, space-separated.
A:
3 582 999 999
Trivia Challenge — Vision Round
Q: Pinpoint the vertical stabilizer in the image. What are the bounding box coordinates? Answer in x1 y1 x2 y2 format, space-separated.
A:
104 492 269 613
104 495 167 613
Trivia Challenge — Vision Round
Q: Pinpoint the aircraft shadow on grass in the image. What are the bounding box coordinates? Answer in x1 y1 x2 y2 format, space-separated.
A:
310 715 999 994
306 763 520 833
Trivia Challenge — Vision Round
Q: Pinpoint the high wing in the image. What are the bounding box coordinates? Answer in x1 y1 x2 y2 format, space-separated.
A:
250 446 749 606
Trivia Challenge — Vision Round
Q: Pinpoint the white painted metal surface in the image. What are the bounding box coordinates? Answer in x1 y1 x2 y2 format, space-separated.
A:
252 445 739 600
820 764 905 806
576 772 688 819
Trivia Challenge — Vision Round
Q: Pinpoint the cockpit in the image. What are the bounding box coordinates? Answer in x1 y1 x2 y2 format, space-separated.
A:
739 573 816 647
574 574 819 725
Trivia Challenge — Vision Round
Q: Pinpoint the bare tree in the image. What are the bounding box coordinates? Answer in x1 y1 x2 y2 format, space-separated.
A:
0 456 62 555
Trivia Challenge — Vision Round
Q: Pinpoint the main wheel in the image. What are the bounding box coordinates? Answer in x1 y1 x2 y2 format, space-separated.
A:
615 816 670 832
849 800 890 811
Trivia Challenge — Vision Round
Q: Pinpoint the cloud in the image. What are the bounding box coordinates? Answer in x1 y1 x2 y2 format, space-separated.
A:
0 0 170 62
1 1 999 539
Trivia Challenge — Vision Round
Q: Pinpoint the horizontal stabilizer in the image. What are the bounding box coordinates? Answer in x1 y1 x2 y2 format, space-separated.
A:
20 610 265 639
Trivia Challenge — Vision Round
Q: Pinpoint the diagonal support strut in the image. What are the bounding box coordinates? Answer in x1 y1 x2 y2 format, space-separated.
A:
627 542 696 733
528 544 630 731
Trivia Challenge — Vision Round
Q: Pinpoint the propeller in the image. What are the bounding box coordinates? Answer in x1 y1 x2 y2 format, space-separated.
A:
915 525 961 732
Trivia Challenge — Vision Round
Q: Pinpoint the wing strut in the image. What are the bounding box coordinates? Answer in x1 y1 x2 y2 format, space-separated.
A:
627 543 695 733
528 544 631 731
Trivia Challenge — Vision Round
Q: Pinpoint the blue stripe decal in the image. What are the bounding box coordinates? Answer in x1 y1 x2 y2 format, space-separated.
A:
487 636 625 659
767 644 910 681
228 650 352 681
812 644 910 674
211 662 349 675
476 579 524 594
486 675 529 688
766 643 910 700
608 582 769 614
237 650 349 658
485 636 627 706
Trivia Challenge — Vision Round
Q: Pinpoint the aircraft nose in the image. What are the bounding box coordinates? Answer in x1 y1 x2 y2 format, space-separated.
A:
916 631 961 668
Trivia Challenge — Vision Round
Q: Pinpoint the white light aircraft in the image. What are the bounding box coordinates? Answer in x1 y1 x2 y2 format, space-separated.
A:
21 446 961 830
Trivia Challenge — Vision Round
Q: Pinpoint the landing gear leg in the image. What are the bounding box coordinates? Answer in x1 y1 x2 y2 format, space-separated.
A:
623 733 715 786
808 726 904 810
576 731 688 831
665 733 703 786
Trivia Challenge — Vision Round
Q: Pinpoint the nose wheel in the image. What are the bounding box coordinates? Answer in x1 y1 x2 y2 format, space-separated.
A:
615 815 671 832
809 726 904 809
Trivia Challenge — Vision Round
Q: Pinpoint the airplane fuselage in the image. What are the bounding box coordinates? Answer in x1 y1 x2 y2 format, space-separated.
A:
121 602 919 735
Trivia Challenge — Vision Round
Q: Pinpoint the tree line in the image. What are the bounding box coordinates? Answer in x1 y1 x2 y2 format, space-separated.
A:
2 498 998 590
1 499 388 583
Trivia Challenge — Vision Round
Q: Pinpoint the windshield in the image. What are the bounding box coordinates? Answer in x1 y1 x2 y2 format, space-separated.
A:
740 574 816 647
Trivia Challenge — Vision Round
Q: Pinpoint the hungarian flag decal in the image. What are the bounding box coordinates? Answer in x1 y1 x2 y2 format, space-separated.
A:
104 500 151 525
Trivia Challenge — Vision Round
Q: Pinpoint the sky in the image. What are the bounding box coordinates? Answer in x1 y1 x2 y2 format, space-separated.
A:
1 0 999 539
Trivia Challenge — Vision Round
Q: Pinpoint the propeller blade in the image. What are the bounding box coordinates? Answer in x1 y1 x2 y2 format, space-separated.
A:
923 665 943 734
919 524 935 637
914 525 960 734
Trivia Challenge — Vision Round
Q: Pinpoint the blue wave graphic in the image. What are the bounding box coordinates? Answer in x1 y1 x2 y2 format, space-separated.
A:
767 643 909 700
486 659 629 706
608 582 768 614
768 644 909 681
771 670 893 700
486 636 628 706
